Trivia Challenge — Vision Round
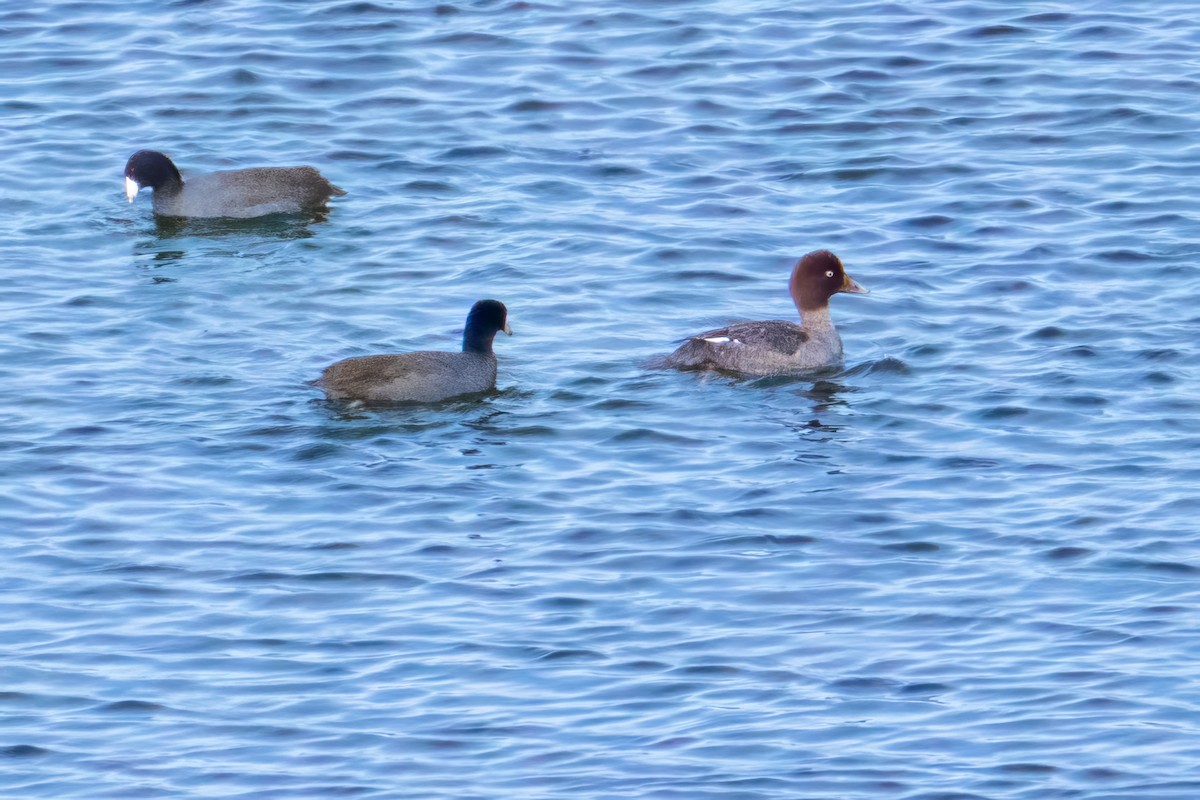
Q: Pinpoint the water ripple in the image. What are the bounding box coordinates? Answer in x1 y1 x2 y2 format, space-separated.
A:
2 1 1200 798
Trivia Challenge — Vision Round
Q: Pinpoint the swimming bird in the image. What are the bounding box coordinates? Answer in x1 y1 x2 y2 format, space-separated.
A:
659 250 867 375
123 149 345 218
313 300 512 404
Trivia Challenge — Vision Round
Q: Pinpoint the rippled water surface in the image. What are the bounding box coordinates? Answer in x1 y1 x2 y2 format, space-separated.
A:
4 1 1200 798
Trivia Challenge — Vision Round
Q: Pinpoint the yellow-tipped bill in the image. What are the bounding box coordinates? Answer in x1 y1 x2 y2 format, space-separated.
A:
840 273 868 294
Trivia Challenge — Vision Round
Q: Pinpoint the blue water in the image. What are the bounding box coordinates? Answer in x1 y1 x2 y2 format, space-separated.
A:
3 1 1200 798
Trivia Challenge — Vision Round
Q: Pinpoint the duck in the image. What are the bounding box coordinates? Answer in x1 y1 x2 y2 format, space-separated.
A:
313 300 512 404
659 250 867 375
123 149 345 218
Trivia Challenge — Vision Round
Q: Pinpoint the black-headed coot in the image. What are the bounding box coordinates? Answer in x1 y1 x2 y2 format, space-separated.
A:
313 300 513 404
124 149 345 218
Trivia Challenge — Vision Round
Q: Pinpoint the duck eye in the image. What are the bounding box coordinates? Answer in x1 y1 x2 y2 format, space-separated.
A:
825 270 835 278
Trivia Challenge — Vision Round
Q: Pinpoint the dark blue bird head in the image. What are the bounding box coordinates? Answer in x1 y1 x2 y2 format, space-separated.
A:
462 299 512 354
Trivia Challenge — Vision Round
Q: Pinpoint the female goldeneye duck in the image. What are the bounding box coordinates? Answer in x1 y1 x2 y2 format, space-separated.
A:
312 300 513 405
660 249 868 375
123 149 346 218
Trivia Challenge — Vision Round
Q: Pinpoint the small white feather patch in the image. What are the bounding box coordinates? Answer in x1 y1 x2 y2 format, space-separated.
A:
124 176 139 203
703 336 736 344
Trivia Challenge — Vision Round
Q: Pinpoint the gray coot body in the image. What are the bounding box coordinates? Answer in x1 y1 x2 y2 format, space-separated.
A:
313 300 512 404
124 149 345 218
660 250 868 375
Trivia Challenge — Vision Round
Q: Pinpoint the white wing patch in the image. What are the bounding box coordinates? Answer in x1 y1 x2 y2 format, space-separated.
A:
702 335 741 346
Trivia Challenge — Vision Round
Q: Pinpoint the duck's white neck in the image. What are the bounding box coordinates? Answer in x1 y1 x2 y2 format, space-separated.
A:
800 304 835 333
800 304 843 359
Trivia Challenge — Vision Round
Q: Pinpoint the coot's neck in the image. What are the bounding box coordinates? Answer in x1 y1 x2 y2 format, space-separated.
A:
158 174 184 194
462 327 497 355
152 159 184 194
